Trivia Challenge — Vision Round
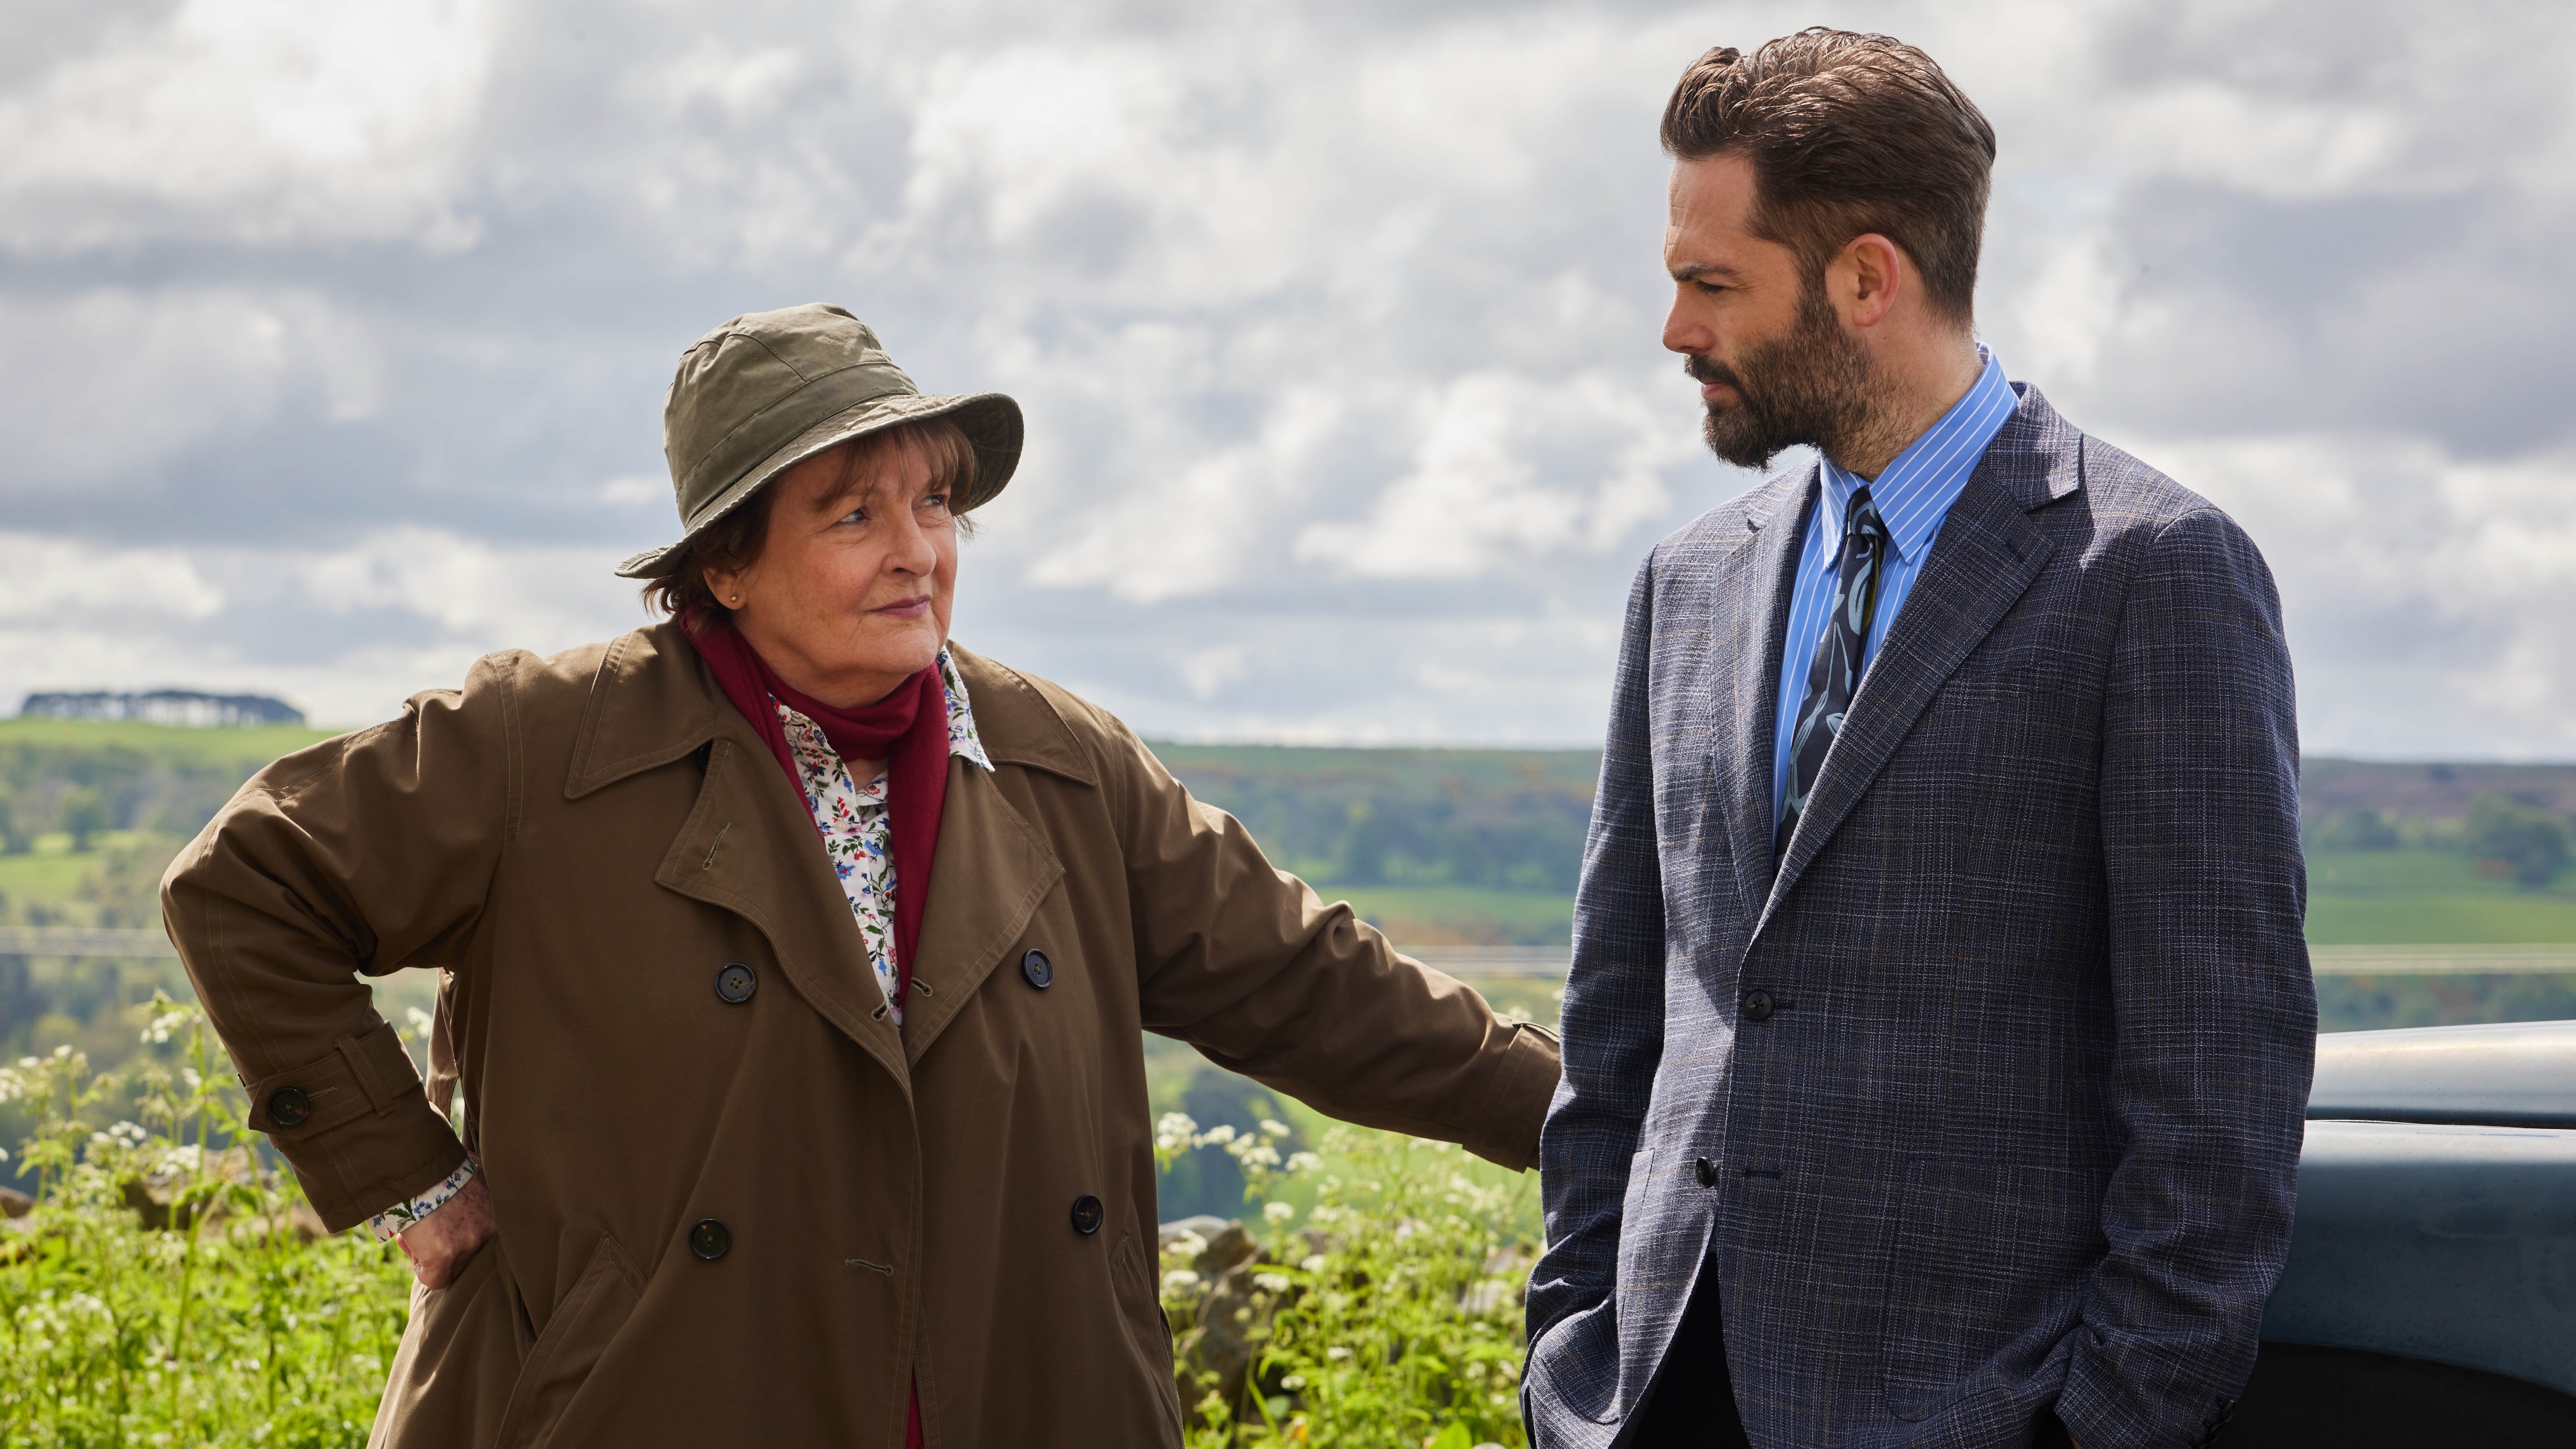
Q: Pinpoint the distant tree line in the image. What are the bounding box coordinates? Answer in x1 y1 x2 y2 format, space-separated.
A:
0 740 266 857
2307 792 2572 888
1168 758 1594 893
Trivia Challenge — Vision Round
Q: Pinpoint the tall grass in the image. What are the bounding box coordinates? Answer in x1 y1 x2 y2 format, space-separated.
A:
5 1004 1540 1448
0 998 410 1447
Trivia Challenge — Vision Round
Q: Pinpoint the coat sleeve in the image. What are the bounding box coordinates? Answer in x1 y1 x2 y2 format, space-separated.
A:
2058 506 2316 1449
160 653 526 1232
1523 553 1669 1349
1089 714 1561 1172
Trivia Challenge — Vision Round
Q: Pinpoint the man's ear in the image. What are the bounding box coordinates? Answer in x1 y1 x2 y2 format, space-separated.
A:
1838 233 1907 328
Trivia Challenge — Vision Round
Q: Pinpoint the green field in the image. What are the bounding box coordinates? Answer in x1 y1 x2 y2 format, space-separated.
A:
1322 885 1578 947
2305 847 2576 943
0 714 333 768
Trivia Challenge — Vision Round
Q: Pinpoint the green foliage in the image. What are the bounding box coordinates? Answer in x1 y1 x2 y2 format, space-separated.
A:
0 998 412 1447
1160 1120 1537 1449
53 791 109 855
1154 744 1598 898
2462 793 2572 889
0 786 30 855
0 720 328 859
2308 806 2402 851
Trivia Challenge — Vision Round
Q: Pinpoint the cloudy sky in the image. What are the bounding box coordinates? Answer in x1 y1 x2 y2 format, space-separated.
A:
1 0 2568 757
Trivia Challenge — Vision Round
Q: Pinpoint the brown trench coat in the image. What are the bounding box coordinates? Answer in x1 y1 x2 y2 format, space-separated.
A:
162 623 1561 1447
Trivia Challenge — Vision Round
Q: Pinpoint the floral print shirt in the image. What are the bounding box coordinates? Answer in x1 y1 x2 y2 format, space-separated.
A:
371 649 991 1242
776 648 993 1027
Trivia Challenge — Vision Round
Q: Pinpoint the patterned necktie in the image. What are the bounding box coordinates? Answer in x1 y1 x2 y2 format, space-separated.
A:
1778 487 1891 860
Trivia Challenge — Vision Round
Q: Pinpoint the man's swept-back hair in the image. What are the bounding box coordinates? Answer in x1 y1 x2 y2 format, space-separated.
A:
1662 28 1995 321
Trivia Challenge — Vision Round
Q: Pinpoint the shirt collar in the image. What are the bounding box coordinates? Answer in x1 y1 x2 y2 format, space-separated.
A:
776 646 996 777
1818 345 2017 562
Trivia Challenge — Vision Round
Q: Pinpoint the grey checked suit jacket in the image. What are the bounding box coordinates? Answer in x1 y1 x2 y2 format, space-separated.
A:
1524 387 2315 1449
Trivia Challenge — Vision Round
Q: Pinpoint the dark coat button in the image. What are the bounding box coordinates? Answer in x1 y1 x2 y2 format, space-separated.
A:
267 1085 312 1128
714 962 758 1004
1741 988 1775 1021
689 1219 732 1261
1694 1156 1718 1186
1069 1195 1104 1235
1022 949 1054 990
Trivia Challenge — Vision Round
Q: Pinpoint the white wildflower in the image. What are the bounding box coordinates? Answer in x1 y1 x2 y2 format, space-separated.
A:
1326 1345 1353 1361
1285 1151 1322 1174
1253 1272 1292 1294
1199 1124 1236 1146
1279 1373 1306 1390
1263 1201 1296 1226
1164 1230 1207 1262
1259 1118 1291 1139
1299 1254 1326 1273
1161 1269 1202 1294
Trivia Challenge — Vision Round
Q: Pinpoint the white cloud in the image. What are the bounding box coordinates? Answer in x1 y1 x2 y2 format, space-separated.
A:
2140 433 2576 759
0 0 495 254
0 526 639 726
0 286 387 485
1295 369 1694 581
0 0 2570 756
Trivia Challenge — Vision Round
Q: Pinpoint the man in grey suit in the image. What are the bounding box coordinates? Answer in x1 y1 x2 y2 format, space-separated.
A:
1524 30 2315 1449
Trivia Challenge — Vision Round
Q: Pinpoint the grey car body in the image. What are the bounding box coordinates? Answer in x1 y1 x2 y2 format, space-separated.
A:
2227 1018 2576 1445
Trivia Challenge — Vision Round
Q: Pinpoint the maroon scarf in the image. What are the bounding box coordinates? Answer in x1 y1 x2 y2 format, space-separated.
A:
684 615 950 1003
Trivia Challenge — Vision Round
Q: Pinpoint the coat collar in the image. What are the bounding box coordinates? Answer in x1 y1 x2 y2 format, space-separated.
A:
1753 384 2080 935
564 621 1096 800
564 620 1092 1083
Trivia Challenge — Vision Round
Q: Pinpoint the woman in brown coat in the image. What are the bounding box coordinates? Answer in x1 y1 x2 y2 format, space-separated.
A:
162 303 1561 1448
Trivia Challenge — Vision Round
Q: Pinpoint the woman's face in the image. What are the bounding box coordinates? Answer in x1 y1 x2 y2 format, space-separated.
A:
704 437 959 709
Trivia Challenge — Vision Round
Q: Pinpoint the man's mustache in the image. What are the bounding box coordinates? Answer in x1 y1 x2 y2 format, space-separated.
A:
1685 354 1746 394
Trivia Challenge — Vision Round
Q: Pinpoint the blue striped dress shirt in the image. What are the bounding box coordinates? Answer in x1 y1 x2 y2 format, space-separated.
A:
1770 346 2021 826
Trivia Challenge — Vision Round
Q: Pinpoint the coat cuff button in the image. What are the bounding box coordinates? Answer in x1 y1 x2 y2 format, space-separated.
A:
267 1086 313 1128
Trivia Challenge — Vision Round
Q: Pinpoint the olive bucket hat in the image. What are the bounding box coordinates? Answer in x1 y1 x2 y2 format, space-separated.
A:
613 303 1023 578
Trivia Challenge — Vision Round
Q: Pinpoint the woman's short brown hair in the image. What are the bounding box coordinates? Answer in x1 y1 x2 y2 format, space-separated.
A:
638 415 980 620
1661 28 1996 321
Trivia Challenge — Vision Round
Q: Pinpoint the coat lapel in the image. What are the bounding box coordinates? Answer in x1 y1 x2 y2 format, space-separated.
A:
1708 471 1813 927
657 729 912 1089
1755 388 2077 934
897 758 1065 1066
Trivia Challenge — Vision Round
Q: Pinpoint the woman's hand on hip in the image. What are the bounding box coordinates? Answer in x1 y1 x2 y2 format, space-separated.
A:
396 1171 496 1289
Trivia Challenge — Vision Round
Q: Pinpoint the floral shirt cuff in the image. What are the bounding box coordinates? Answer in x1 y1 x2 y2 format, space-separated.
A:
368 1158 480 1242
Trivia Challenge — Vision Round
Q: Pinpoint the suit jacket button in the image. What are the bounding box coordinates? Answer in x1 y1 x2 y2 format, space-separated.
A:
714 962 758 1004
1069 1195 1104 1235
267 1085 312 1128
1694 1156 1717 1186
1022 949 1054 990
1741 988 1774 1021
689 1219 732 1261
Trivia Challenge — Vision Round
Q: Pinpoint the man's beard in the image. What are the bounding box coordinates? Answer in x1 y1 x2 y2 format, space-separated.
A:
1690 279 1888 471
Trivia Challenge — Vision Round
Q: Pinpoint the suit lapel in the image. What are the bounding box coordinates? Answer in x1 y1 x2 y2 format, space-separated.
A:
1708 471 1813 927
1755 397 2072 934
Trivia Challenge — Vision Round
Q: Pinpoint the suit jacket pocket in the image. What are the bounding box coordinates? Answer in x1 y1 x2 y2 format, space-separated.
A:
493 1233 646 1449
1879 1159 2098 1422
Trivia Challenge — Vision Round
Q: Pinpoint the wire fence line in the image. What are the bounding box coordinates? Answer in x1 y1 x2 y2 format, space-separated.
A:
5 926 2572 977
